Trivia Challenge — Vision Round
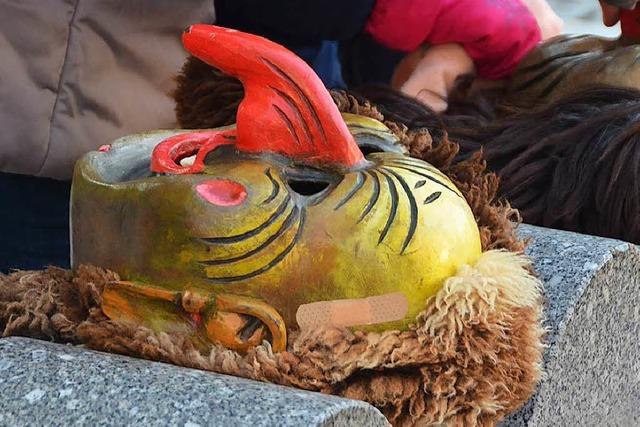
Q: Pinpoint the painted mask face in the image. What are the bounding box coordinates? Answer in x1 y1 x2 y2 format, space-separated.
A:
71 25 481 352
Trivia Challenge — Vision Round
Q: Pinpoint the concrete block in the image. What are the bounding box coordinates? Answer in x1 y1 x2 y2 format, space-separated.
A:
505 225 640 426
0 337 389 427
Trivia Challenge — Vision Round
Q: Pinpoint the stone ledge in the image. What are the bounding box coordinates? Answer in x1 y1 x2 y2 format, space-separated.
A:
505 225 640 426
2 224 638 426
0 337 389 427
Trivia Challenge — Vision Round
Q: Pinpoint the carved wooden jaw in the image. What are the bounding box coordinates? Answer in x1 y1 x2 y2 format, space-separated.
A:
102 281 287 352
152 24 365 175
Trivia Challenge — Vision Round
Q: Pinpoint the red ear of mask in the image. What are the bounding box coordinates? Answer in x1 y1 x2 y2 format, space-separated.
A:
151 130 235 175
151 25 364 174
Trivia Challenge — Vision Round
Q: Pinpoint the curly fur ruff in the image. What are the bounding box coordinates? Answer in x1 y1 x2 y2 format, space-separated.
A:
1 249 543 426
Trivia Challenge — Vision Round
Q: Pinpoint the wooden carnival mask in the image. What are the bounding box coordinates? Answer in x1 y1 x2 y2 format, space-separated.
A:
71 25 481 353
506 2 640 103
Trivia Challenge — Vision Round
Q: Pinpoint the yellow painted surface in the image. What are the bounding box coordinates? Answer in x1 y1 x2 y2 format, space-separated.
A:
74 116 482 345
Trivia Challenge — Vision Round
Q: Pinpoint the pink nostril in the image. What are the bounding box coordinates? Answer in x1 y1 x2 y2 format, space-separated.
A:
196 179 247 207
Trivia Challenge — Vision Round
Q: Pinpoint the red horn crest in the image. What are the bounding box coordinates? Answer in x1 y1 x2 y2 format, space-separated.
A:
151 24 364 174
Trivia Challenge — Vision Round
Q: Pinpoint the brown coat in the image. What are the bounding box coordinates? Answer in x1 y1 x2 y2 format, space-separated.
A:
0 0 215 180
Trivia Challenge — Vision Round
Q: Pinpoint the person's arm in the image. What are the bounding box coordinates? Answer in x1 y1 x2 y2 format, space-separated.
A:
433 0 541 80
365 0 541 80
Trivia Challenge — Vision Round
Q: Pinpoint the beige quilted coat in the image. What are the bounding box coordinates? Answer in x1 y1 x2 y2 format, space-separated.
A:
0 0 215 179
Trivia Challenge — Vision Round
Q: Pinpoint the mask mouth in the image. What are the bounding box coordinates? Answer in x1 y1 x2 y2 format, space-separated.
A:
238 314 267 342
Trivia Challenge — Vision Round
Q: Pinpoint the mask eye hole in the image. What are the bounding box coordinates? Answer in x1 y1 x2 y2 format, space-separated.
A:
286 177 331 196
355 136 406 157
282 167 340 199
358 144 386 156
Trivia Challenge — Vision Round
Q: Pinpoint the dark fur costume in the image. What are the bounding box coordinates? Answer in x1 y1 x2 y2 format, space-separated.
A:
356 84 640 244
454 87 640 243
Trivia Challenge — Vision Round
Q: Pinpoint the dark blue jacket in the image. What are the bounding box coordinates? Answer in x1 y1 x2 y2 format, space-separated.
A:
215 0 376 88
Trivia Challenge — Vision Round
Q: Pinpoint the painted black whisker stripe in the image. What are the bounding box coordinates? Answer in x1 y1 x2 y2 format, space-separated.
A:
335 172 366 211
414 180 426 189
199 206 299 266
260 57 327 146
386 156 449 173
424 191 442 204
358 170 380 223
385 155 447 170
206 208 306 283
272 104 301 145
385 165 461 198
382 168 418 254
377 170 399 245
262 168 280 205
385 157 430 165
200 194 291 244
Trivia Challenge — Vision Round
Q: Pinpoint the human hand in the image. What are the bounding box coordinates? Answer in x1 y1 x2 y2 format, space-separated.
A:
385 0 550 111
393 44 475 112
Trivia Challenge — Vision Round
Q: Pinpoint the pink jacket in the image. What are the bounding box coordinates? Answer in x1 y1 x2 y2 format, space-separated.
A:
365 0 542 79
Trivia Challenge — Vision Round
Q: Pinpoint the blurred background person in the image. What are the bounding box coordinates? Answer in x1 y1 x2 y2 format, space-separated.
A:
0 1 215 272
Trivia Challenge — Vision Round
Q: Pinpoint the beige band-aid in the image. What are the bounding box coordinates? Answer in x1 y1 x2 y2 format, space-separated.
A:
295 292 409 330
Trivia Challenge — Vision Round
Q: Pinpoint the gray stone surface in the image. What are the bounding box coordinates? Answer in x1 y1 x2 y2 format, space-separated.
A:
0 337 389 427
2 224 639 426
504 224 640 426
